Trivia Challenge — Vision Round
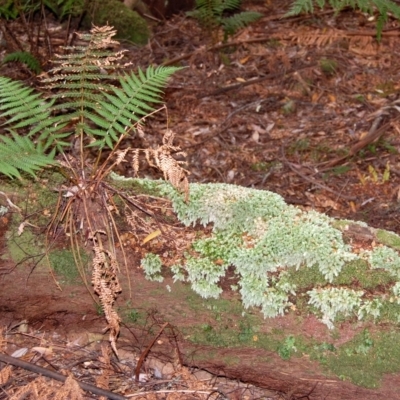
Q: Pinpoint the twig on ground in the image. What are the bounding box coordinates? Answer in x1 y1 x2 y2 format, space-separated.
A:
134 322 169 381
0 352 128 400
321 117 397 169
280 142 356 201
126 389 217 398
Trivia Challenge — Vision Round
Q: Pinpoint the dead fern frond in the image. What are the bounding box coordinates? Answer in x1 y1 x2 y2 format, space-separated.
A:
0 365 12 385
95 343 112 397
287 28 340 47
0 327 5 351
92 242 121 355
143 130 190 200
348 35 377 55
54 374 84 400
9 376 55 400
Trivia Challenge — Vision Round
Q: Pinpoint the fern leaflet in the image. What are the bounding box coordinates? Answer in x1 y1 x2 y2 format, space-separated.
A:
222 11 263 37
2 51 42 74
0 131 55 179
89 66 181 148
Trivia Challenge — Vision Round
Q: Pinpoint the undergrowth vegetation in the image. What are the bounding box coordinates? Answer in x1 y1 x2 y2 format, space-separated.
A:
287 0 400 39
0 0 85 71
188 0 262 42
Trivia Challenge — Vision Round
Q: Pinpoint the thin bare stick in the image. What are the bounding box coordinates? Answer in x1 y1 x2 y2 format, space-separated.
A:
134 322 168 381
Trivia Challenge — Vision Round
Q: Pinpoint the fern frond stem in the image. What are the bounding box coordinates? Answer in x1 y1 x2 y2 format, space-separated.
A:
68 200 98 303
44 252 63 292
59 196 75 227
46 191 63 238
43 194 64 292
70 230 98 304
79 118 85 172
104 183 155 218
104 193 132 298
1 20 24 52
40 1 53 58
94 134 126 181
61 152 80 183
15 0 35 53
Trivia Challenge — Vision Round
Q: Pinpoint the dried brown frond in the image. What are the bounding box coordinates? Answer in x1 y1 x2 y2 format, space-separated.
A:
0 327 5 351
54 374 84 400
92 243 122 355
0 365 12 385
348 35 377 56
9 376 56 400
143 130 190 201
288 28 340 47
88 25 120 49
95 343 112 399
126 129 190 200
132 148 140 176
115 148 130 166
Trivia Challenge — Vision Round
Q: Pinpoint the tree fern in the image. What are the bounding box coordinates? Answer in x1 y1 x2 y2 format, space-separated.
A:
286 0 400 39
0 24 186 355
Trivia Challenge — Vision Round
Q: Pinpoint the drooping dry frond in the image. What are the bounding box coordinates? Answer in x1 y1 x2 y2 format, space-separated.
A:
95 343 112 396
92 243 122 355
115 148 129 166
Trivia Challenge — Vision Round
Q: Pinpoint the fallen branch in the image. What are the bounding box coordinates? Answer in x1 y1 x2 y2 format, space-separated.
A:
0 352 128 400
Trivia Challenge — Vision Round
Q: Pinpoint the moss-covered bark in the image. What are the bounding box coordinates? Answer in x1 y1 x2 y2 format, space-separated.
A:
84 0 149 45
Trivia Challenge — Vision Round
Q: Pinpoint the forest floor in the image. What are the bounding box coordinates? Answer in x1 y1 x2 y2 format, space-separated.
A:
1 1 400 399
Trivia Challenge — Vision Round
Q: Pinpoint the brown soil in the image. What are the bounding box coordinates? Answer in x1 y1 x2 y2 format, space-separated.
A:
2 1 400 398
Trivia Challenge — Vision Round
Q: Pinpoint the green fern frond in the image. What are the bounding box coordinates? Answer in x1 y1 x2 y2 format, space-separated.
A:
0 0 20 19
2 51 42 74
0 76 69 152
89 66 181 148
0 131 56 179
222 11 263 37
0 76 55 129
189 0 262 40
187 0 220 31
286 0 315 15
214 0 241 14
